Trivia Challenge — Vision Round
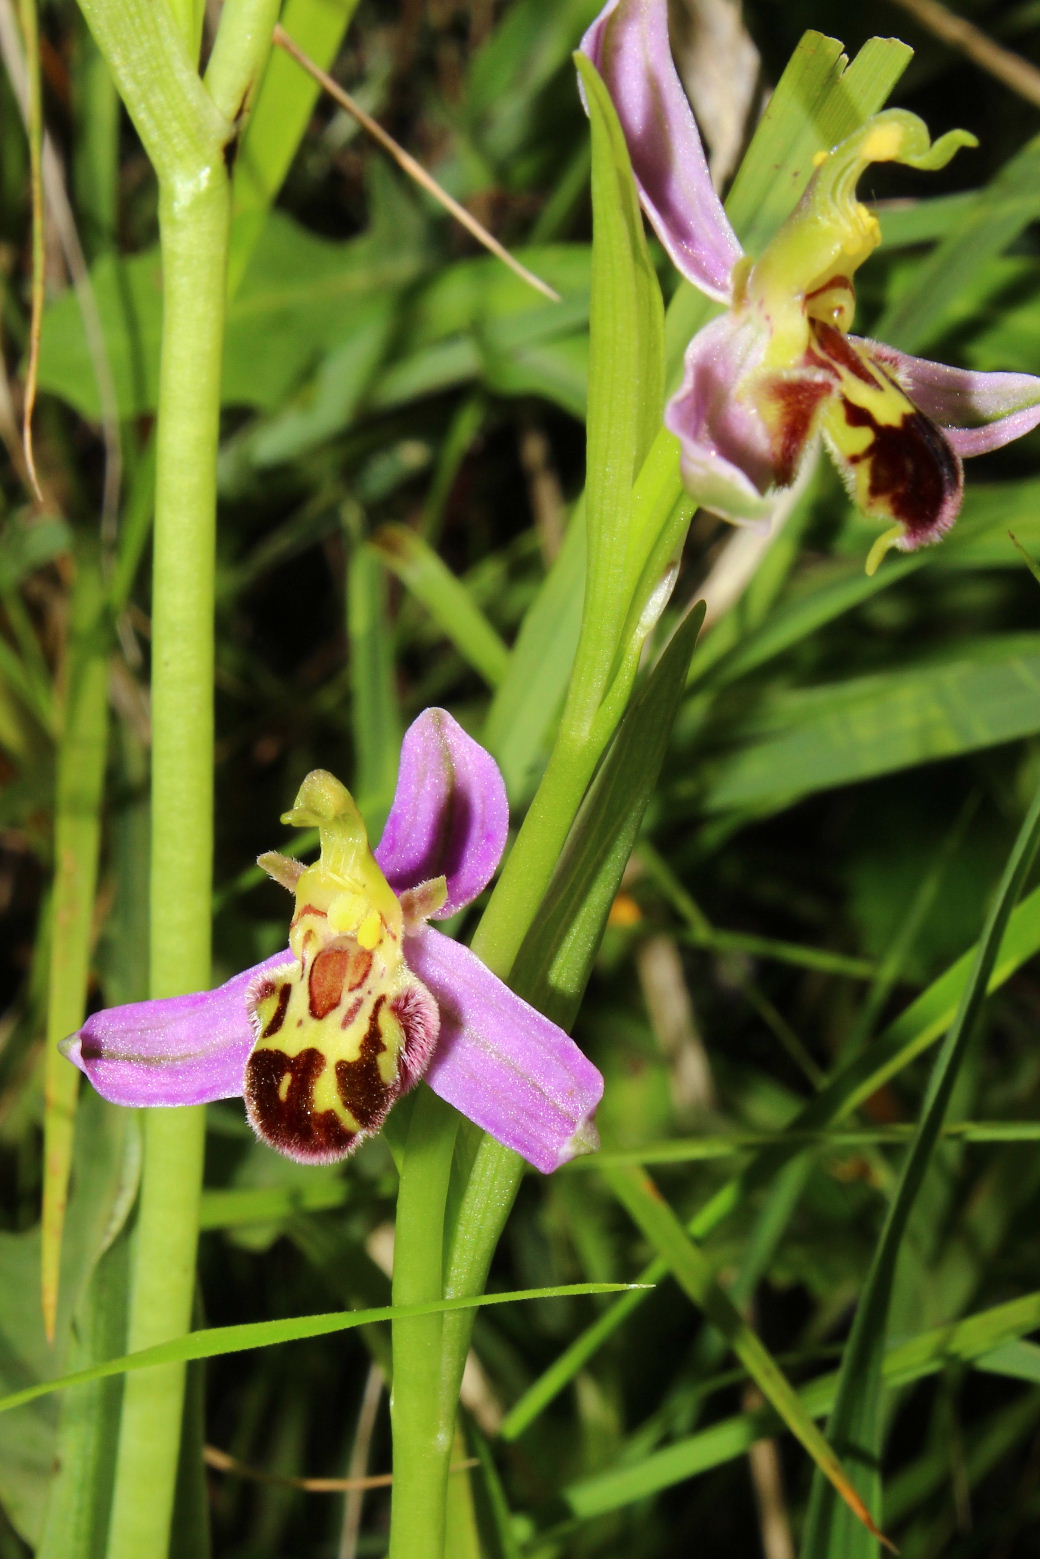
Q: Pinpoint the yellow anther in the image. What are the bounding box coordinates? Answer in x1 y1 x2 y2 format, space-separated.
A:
358 910 383 951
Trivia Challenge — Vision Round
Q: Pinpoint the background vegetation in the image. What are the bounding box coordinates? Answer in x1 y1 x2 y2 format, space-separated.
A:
3 0 1040 1555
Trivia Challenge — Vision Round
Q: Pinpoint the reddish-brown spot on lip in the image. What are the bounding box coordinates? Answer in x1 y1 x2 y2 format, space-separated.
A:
347 949 373 991
308 944 351 1020
810 321 877 387
340 994 365 1030
260 982 292 1039
336 995 396 1129
765 374 833 485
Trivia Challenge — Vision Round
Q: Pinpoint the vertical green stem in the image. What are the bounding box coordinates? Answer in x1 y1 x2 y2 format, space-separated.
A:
388 1089 459 1559
71 3 279 1554
104 141 230 1559
386 60 679 1549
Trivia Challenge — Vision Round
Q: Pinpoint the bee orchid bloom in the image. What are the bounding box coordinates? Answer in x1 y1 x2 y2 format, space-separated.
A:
582 0 1040 571
62 710 603 1174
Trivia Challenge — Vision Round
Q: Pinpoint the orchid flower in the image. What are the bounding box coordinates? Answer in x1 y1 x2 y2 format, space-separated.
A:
582 0 1040 572
62 710 603 1174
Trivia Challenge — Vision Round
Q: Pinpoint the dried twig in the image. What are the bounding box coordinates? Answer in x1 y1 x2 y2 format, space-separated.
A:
204 1442 476 1494
272 23 561 303
889 0 1040 110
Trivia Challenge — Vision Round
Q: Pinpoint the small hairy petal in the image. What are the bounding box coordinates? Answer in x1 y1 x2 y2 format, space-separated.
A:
376 708 508 918
665 311 782 522
859 339 1040 458
408 926 603 1174
581 0 742 303
61 951 292 1107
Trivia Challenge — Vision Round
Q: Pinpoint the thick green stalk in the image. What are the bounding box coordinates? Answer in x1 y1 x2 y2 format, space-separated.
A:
103 136 230 1559
388 1090 459 1559
72 3 278 1555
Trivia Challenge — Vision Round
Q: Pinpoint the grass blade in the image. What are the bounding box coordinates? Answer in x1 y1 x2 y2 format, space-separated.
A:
601 1161 889 1548
0 1284 642 1418
802 778 1040 1556
41 544 110 1339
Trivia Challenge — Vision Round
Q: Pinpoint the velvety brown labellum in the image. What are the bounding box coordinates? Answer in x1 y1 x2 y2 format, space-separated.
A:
245 1045 362 1161
811 321 963 542
244 940 441 1164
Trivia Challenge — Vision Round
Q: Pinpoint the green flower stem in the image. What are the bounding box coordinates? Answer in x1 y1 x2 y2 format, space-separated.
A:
386 535 658 1552
388 1088 459 1559
104 154 228 1559
385 62 685 1549
72 3 278 1556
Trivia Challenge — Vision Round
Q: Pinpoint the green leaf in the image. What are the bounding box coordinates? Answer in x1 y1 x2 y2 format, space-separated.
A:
483 511 586 799
512 604 704 1010
697 638 1040 816
37 1231 130 1559
371 524 510 690
36 209 427 421
561 1288 1040 1519
229 0 362 292
802 778 1040 1557
575 53 665 662
346 535 402 831
0 1284 641 1418
42 543 111 1339
0 1232 59 1548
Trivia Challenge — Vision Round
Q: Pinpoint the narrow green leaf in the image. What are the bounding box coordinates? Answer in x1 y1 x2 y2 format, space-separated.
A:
371 524 510 689
198 1180 349 1231
575 53 665 665
568 1121 1040 1165
803 779 1040 1557
0 1285 641 1418
698 641 1040 815
561 1288 1040 1519
229 0 362 292
345 534 401 829
42 544 110 1339
38 1232 130 1559
483 510 585 799
512 604 704 1008
501 877 1040 1439
974 1339 1040 1386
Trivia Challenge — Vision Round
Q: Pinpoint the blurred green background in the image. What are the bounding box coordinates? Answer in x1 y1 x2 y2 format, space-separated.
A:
4 1 1040 1555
